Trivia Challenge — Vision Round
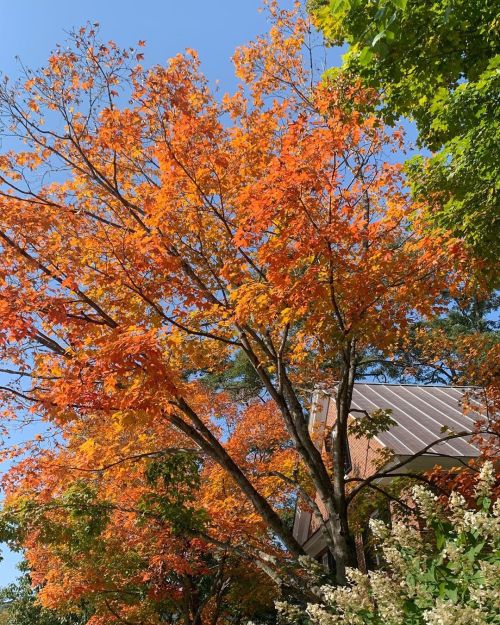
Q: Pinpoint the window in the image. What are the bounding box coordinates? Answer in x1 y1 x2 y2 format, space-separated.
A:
326 425 352 476
344 436 352 475
320 549 336 573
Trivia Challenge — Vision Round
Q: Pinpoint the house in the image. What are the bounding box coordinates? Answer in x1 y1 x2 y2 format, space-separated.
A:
293 383 481 569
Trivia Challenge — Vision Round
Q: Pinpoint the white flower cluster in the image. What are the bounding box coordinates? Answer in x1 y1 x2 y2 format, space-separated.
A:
412 484 441 521
277 462 499 625
475 461 496 501
423 600 490 625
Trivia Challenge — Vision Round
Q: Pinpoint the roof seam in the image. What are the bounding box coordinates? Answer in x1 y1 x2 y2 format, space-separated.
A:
391 386 472 454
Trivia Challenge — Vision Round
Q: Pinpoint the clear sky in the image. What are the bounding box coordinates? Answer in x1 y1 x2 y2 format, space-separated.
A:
0 0 325 589
0 0 300 91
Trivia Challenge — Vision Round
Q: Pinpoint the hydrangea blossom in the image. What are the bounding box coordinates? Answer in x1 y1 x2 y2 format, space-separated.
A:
277 462 499 625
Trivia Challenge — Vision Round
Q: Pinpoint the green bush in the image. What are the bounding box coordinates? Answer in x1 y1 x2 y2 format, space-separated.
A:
277 462 500 625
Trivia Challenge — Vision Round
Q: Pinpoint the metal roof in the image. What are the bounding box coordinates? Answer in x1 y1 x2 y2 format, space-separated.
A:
348 383 481 457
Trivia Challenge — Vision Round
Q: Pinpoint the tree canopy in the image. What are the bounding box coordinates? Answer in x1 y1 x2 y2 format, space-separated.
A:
311 0 500 264
0 3 497 623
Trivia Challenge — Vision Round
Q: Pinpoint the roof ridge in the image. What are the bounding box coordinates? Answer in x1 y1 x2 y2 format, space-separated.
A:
317 383 480 391
352 382 477 389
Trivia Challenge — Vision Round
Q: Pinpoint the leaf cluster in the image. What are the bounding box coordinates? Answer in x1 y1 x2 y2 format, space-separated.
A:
0 568 90 625
312 0 500 263
348 408 396 439
139 453 208 535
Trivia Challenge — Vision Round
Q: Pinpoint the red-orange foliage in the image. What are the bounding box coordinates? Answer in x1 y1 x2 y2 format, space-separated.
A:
3 398 285 624
426 462 500 510
0 2 490 620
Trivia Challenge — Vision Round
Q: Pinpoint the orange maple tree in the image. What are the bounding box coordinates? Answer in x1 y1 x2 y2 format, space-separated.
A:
1 397 287 624
0 4 492 617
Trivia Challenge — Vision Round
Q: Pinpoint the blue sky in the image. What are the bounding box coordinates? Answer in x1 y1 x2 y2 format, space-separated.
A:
0 0 298 92
0 0 322 590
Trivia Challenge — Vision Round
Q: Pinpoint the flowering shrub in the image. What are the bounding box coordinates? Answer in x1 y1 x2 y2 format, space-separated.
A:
277 462 500 625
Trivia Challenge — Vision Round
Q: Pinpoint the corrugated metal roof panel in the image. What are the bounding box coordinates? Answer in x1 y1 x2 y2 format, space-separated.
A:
347 383 480 457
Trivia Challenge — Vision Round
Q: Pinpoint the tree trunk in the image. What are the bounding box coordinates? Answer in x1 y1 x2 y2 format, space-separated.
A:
329 339 359 582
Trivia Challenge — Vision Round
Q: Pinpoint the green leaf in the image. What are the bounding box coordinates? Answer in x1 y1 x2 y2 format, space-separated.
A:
446 586 458 602
372 31 386 47
358 46 374 66
330 0 349 15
